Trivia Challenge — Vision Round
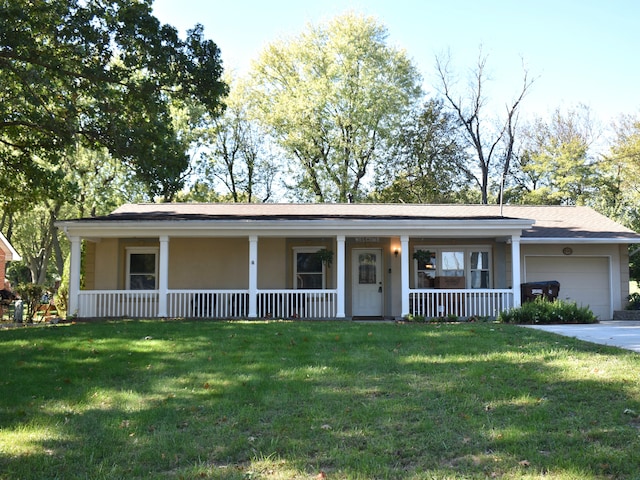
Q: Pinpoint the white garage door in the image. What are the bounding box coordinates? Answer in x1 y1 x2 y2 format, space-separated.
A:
524 256 611 320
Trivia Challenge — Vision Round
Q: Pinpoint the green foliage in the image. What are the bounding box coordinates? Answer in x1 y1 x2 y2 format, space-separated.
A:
14 283 45 323
498 297 598 324
54 254 71 318
314 248 334 268
196 76 279 203
403 313 459 323
511 105 599 206
403 313 427 322
626 292 640 311
0 0 227 205
5 261 31 287
372 99 469 203
249 12 422 202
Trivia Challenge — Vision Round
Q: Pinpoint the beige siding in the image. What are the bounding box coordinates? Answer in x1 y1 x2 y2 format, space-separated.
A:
92 239 119 290
169 238 248 289
83 241 95 290
258 238 286 289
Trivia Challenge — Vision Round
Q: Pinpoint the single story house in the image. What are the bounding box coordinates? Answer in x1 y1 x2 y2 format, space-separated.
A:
0 231 21 289
56 203 640 321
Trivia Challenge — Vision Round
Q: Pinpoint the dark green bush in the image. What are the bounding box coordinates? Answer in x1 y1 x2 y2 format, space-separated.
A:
497 297 597 324
626 292 640 310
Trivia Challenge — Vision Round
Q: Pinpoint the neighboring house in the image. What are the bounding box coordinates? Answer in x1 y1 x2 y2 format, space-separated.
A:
0 231 21 288
56 203 640 321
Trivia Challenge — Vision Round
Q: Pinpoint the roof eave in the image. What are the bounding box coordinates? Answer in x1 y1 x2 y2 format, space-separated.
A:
521 237 640 244
57 217 535 239
0 231 21 261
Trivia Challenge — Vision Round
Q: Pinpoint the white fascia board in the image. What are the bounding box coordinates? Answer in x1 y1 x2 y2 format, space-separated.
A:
57 218 533 239
0 231 21 261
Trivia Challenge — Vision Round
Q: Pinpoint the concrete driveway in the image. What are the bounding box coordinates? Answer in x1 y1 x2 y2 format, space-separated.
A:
523 321 640 352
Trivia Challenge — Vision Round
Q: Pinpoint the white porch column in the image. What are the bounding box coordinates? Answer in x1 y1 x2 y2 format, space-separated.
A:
335 235 346 318
511 235 522 308
68 236 81 317
248 236 258 318
158 236 169 317
400 235 410 318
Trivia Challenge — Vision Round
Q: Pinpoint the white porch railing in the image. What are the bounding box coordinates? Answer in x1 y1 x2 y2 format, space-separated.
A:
168 290 249 318
258 290 337 319
76 289 508 320
76 289 337 319
78 290 160 318
409 289 513 319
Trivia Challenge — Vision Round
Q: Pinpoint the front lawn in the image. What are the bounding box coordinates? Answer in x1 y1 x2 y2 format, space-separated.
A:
1 320 639 479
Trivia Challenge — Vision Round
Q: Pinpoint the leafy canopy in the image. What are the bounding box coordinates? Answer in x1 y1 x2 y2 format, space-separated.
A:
249 12 422 202
0 0 227 205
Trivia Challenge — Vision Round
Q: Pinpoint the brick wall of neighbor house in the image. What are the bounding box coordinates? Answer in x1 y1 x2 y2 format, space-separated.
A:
0 249 6 285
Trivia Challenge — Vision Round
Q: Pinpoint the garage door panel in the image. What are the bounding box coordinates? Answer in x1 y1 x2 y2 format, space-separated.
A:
525 257 610 320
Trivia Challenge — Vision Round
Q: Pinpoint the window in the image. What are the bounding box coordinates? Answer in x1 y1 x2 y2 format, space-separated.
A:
470 251 490 288
126 248 158 290
414 246 491 289
415 250 437 288
294 248 325 289
441 251 464 277
358 252 377 284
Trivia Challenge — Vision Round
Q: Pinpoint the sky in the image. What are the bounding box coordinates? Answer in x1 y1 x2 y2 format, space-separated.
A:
152 0 640 125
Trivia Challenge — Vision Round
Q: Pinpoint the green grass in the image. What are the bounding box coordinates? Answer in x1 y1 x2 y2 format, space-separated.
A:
1 320 639 479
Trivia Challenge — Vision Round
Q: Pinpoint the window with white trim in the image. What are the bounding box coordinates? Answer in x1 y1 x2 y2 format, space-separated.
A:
294 248 325 289
126 247 158 290
469 251 490 288
415 246 491 288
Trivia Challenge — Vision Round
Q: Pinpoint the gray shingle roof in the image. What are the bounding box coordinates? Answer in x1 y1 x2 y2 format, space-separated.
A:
82 203 640 241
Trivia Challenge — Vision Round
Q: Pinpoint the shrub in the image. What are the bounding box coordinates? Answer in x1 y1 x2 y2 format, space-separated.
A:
497 297 597 324
14 283 45 323
626 292 640 310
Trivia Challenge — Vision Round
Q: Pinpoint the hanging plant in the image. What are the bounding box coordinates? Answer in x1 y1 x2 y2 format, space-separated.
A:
413 249 433 266
314 248 334 268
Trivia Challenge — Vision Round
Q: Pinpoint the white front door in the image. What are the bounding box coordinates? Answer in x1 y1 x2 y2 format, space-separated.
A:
352 249 383 317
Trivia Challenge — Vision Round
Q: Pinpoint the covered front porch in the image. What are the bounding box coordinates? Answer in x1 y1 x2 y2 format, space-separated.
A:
67 232 523 320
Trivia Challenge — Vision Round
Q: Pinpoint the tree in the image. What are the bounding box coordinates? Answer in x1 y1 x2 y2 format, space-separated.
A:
0 0 227 206
605 114 640 227
508 105 599 206
435 49 533 204
1 145 145 285
371 99 469 203
196 78 279 203
248 12 422 202
605 114 640 285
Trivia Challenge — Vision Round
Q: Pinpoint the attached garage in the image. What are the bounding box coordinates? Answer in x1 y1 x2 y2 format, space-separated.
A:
525 256 611 320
